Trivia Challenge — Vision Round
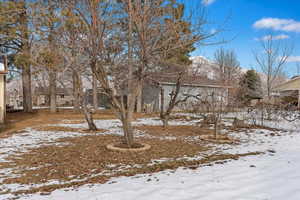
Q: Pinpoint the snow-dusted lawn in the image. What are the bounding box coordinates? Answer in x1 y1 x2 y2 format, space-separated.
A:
1 113 300 200
19 130 300 200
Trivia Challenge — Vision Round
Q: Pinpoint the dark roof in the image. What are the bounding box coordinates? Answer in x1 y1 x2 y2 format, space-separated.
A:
291 75 300 80
147 73 229 88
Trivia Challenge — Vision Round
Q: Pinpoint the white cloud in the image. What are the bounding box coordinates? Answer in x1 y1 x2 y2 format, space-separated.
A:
253 18 300 33
286 56 300 63
256 34 290 41
202 0 216 6
210 28 217 34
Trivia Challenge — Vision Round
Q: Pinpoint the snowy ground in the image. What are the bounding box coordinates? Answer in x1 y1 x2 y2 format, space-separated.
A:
1 113 300 200
20 130 300 200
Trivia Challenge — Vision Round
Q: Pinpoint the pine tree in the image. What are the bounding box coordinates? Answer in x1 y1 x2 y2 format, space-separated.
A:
0 0 34 112
239 70 263 103
163 2 195 66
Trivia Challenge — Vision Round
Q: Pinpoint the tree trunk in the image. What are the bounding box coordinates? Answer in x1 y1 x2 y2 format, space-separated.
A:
124 104 135 146
22 64 32 112
160 87 170 128
72 71 80 112
123 0 135 147
214 118 218 139
19 0 32 113
49 71 57 113
160 87 164 116
162 116 169 128
83 105 97 131
120 114 134 147
82 88 97 131
136 82 143 112
92 73 98 109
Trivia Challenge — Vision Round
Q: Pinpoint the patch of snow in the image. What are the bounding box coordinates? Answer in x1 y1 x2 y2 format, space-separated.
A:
17 130 300 200
0 129 90 194
1 114 300 199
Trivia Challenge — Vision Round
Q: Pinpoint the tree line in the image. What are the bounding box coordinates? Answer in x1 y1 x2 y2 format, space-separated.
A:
0 0 292 147
0 0 219 147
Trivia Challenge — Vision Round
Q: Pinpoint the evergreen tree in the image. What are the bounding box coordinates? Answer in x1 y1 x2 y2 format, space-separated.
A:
164 2 195 66
0 0 34 112
239 70 263 103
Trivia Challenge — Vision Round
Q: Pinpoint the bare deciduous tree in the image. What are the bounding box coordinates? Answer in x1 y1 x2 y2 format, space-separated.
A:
59 0 220 147
254 34 293 99
214 48 241 85
191 89 228 139
159 72 192 128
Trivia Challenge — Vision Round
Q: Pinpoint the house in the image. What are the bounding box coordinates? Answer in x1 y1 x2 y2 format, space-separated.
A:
0 62 7 123
6 78 23 109
142 73 231 112
86 88 111 109
273 75 300 107
34 87 73 106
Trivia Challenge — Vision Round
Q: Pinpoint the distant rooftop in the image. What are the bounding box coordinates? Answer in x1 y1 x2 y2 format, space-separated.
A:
147 73 230 88
291 75 300 80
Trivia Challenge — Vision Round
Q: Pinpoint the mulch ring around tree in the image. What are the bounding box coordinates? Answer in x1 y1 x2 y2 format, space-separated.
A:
106 142 152 152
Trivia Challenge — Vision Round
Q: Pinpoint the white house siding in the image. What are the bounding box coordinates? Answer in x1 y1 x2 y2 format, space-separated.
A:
160 84 229 111
56 95 73 106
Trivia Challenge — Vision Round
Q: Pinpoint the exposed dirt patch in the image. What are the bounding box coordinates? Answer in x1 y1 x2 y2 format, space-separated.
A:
34 126 107 133
199 134 236 144
0 109 158 138
230 124 281 132
6 148 261 196
2 135 207 186
166 115 202 121
0 125 263 196
0 111 267 197
61 120 85 124
136 125 215 137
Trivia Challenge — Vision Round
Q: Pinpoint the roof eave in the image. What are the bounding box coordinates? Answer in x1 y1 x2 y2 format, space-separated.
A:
160 82 232 88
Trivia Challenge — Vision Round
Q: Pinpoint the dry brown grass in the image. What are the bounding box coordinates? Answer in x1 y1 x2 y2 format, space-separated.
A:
2 134 208 192
0 110 266 196
0 109 158 138
136 125 214 137
1 132 262 195
34 126 107 133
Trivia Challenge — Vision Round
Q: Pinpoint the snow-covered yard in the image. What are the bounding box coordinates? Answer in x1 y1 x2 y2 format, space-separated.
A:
22 133 300 200
1 112 300 200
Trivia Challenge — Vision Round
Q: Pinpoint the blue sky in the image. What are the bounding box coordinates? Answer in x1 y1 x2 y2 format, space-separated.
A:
184 0 300 77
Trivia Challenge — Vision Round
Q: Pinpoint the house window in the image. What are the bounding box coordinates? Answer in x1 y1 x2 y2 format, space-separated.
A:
60 94 65 99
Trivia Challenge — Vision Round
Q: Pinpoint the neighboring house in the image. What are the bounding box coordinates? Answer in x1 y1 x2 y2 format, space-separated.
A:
142 73 231 112
6 78 23 108
273 76 300 107
6 69 95 109
86 88 111 108
0 63 7 123
34 87 73 106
